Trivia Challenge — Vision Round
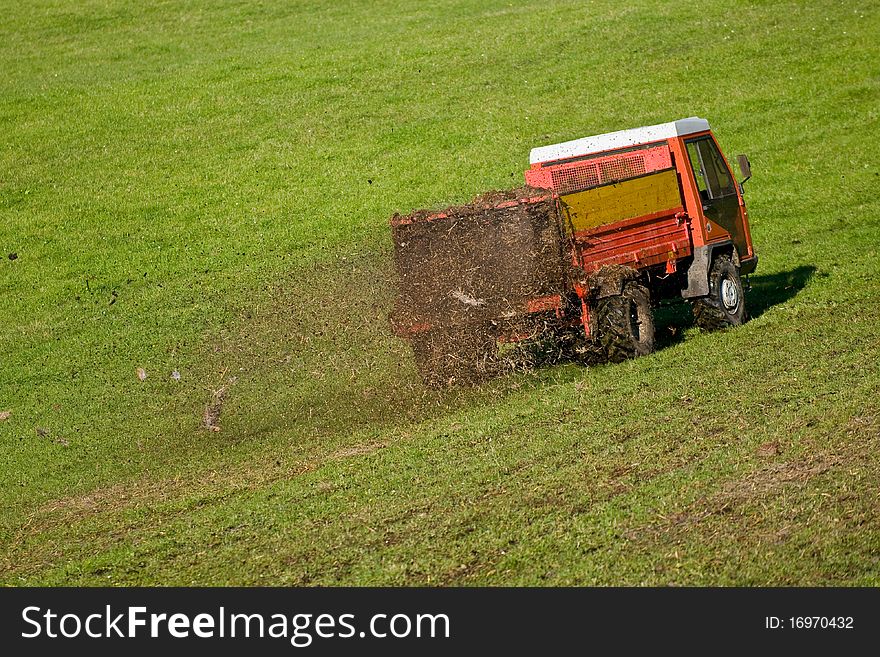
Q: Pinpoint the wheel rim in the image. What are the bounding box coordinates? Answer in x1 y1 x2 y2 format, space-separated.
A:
720 277 740 314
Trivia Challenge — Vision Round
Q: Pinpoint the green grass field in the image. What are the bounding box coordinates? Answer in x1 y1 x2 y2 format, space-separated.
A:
2 0 879 585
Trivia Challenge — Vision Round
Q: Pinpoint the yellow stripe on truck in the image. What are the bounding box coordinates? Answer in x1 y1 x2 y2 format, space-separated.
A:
560 168 682 233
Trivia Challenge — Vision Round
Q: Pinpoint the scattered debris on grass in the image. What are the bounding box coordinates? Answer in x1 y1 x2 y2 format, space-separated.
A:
204 377 237 432
631 428 879 545
331 441 387 460
33 426 68 446
0 410 10 421
136 367 147 381
171 370 181 381
756 441 781 457
7 252 17 261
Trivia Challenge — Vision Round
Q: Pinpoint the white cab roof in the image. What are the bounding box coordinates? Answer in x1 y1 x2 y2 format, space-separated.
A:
529 117 711 165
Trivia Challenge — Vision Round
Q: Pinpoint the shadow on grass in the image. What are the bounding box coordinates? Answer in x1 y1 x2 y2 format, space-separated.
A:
745 264 817 319
652 300 694 351
652 264 817 350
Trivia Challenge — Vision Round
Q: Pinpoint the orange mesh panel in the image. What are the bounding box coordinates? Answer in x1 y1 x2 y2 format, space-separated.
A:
550 164 600 195
599 155 646 183
541 144 671 194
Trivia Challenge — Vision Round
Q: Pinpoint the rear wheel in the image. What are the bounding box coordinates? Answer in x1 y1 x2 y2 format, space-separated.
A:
692 254 747 331
594 282 655 363
411 327 496 387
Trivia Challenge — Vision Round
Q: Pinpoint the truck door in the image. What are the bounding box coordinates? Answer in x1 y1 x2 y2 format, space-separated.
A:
685 136 748 257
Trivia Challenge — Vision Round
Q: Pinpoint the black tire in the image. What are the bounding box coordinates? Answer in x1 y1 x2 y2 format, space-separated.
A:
594 282 655 363
411 327 496 387
692 254 747 331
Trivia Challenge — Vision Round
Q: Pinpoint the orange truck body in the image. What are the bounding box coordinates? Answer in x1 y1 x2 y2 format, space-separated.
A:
518 116 756 336
525 117 756 278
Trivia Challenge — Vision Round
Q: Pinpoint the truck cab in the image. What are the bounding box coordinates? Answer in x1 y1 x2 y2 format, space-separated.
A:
677 127 757 276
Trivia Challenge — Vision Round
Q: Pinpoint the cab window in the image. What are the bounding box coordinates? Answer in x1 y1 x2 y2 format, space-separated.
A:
686 137 736 201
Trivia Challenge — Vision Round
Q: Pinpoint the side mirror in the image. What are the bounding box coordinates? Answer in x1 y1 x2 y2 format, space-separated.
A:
737 154 751 184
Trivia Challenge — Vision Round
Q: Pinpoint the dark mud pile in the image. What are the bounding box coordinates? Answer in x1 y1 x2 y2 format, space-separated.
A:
390 186 567 333
386 186 582 386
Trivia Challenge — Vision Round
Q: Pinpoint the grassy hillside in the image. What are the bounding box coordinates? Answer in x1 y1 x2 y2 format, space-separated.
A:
1 0 878 585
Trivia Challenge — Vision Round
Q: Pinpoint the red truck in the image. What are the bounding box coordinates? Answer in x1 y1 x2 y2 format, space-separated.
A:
391 117 757 385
